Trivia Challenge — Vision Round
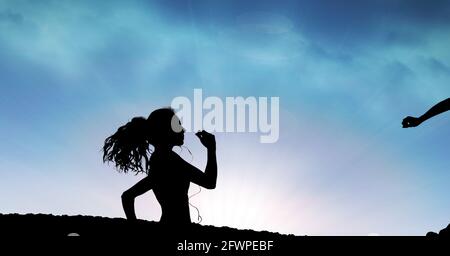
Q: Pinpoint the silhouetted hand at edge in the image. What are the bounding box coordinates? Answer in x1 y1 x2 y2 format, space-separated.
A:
195 130 216 151
402 116 422 128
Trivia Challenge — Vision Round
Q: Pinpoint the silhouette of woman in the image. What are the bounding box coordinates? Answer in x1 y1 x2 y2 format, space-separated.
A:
402 98 450 128
103 108 217 226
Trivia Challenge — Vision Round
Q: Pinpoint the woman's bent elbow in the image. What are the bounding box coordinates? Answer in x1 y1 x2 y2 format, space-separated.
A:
121 190 134 201
205 182 216 189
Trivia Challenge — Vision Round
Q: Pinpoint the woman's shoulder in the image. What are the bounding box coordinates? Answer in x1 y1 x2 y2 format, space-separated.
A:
150 150 185 164
169 150 186 162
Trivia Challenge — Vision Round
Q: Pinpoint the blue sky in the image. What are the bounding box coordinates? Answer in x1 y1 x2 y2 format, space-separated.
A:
0 0 449 235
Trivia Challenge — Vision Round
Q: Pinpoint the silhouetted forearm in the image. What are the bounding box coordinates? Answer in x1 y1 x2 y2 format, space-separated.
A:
419 98 450 123
121 192 137 220
204 149 217 189
120 176 153 220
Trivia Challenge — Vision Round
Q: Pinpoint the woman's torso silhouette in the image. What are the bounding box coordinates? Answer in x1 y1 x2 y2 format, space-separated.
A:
150 150 193 224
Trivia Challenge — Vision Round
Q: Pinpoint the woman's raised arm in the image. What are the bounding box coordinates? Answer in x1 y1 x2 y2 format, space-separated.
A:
179 131 217 189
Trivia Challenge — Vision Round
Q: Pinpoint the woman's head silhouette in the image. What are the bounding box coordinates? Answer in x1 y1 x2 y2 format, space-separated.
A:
147 108 184 147
103 108 184 174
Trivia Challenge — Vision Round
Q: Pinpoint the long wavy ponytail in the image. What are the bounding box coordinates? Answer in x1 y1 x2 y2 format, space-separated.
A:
103 117 151 174
103 108 177 175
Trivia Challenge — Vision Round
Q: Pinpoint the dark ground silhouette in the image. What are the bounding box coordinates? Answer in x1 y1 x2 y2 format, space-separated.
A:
0 213 447 253
427 223 450 238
